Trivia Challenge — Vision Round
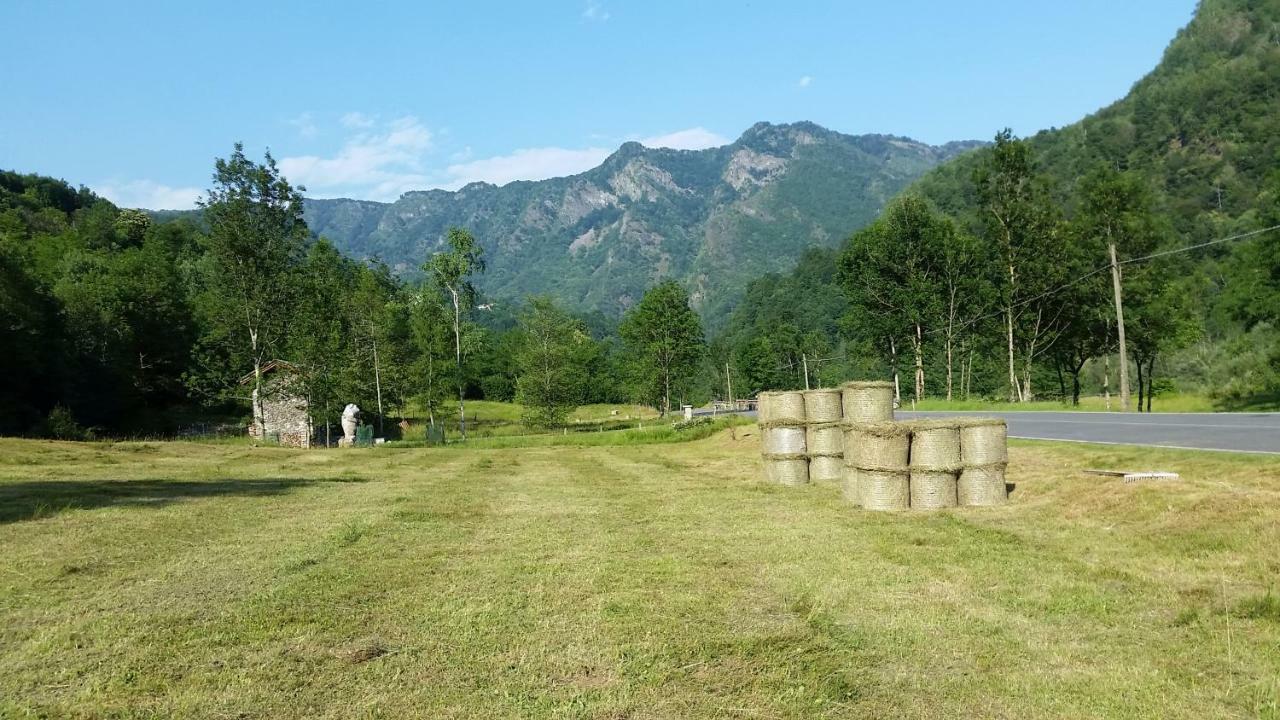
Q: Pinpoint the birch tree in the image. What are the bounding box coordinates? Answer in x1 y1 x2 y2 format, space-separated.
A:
424 227 485 438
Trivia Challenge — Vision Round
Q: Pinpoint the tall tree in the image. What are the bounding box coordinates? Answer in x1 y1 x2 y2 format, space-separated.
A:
838 196 952 402
515 296 593 428
620 281 705 415
350 262 401 434
408 288 454 428
289 239 357 445
973 130 1068 402
1076 167 1163 411
196 144 308 430
424 227 485 438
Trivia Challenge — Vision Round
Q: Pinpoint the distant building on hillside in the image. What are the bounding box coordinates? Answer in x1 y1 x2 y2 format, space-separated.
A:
239 360 311 448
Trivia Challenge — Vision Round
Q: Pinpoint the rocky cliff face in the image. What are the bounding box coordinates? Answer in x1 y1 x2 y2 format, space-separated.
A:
305 121 982 322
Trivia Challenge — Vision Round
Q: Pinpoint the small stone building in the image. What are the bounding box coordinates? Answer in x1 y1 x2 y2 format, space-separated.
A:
239 361 311 448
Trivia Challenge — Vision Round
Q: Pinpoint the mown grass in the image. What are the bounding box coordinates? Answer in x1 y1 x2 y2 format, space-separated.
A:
1 432 1277 718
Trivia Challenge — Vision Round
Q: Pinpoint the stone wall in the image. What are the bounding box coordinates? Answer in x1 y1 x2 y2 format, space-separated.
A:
249 377 311 449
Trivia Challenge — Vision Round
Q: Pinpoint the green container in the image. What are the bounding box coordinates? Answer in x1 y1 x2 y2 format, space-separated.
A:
356 424 374 447
425 424 446 446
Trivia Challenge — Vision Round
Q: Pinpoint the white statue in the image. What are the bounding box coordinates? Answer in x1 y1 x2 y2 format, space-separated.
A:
340 403 360 446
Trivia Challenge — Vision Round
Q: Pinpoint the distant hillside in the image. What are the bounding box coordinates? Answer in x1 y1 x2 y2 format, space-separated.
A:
306 122 981 322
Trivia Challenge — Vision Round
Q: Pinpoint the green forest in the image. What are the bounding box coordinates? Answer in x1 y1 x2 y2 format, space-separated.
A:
3 0 1280 440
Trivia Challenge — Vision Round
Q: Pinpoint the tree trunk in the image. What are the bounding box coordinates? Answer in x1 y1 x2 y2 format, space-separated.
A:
1146 355 1156 413
663 366 671 417
1109 242 1131 412
372 336 384 436
965 347 974 400
1103 351 1112 411
945 337 953 402
1135 355 1145 414
450 287 466 439
1005 307 1020 402
913 324 924 403
888 336 901 404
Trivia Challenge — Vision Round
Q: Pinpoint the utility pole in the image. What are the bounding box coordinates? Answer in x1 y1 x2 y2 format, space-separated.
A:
725 362 734 409
802 354 811 391
1108 242 1131 411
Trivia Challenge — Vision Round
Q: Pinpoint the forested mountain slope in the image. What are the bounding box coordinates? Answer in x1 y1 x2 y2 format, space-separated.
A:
914 0 1280 240
306 122 981 322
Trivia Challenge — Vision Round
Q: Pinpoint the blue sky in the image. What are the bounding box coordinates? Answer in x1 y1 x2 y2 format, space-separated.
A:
0 0 1197 209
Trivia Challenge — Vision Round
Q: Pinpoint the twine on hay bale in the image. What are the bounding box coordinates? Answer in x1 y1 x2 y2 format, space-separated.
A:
761 423 807 455
802 389 843 423
841 465 861 506
958 418 1008 466
909 421 962 472
909 470 958 509
860 469 910 511
806 422 844 457
842 421 910 471
763 453 810 486
759 391 806 424
958 463 1008 506
840 381 895 424
809 455 843 484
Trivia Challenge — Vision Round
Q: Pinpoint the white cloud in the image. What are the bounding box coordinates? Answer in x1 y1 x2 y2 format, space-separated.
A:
288 112 319 139
280 116 434 200
582 0 609 21
95 180 203 210
798 75 813 88
273 116 730 201
340 111 376 129
443 146 611 188
639 127 729 150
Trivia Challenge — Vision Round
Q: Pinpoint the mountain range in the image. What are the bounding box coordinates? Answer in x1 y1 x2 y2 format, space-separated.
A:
305 122 982 322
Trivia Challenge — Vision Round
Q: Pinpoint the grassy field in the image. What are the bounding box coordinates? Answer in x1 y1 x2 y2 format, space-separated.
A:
1 431 1278 718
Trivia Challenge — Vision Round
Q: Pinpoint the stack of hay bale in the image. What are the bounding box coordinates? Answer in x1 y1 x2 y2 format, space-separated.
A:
758 391 809 486
760 380 1009 509
956 418 1009 506
839 382 899 507
834 380 1008 511
803 388 844 483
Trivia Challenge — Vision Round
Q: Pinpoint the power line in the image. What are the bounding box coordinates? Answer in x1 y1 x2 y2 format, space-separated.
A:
768 222 1280 371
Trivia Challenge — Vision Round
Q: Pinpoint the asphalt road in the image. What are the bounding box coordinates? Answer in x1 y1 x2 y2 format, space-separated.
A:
712 407 1280 454
898 411 1280 455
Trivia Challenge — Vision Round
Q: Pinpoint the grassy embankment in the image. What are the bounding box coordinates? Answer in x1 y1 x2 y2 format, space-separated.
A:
1 432 1277 718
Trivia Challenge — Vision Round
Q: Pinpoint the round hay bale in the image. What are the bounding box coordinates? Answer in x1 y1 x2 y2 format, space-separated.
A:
842 422 909 471
760 391 806 424
763 454 809 486
841 465 861 506
959 419 1008 466
958 464 1008 506
909 422 962 472
761 424 807 455
809 455 843 484
860 470 910 511
802 389 842 423
806 423 844 457
910 470 958 509
840 381 895 423
756 393 772 425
